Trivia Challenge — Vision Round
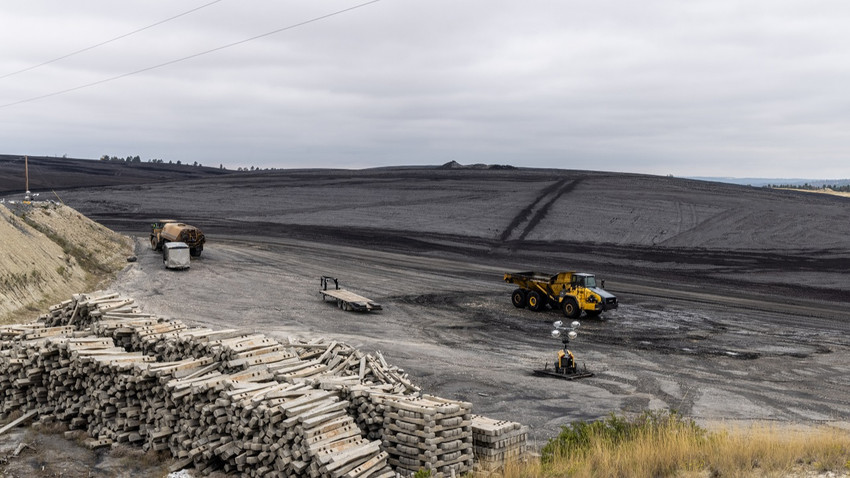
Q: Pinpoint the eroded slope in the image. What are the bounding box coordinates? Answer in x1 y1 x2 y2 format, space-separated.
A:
0 202 132 322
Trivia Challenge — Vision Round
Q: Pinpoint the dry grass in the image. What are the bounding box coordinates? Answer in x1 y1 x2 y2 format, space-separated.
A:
110 444 171 470
496 413 850 478
778 187 850 198
30 419 69 435
0 409 23 425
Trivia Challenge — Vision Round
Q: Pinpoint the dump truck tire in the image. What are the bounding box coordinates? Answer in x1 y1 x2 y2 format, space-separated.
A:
527 291 544 312
511 289 527 308
190 247 202 257
150 237 162 251
563 298 580 319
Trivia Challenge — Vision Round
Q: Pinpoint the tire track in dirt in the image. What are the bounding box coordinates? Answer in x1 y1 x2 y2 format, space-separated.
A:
499 177 583 242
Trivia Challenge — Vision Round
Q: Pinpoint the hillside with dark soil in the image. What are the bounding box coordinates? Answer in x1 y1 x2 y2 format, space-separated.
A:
0 155 232 195
40 166 850 305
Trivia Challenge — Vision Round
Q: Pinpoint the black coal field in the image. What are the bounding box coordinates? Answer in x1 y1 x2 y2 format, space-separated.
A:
37 164 850 444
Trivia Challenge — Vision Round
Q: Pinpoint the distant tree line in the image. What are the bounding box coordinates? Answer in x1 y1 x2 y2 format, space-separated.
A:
99 154 209 168
235 166 279 172
765 183 850 193
98 155 284 173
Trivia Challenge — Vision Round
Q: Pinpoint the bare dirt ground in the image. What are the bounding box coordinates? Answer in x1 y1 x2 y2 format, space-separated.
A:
2 165 849 475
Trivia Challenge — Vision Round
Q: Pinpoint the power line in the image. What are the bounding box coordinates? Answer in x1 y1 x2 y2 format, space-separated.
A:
0 0 225 81
0 0 381 110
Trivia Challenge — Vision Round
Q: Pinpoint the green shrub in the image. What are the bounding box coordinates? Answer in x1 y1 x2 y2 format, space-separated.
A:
413 469 432 478
541 410 703 463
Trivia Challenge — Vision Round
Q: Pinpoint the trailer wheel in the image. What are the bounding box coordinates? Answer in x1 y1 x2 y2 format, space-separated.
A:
563 298 581 319
511 289 527 308
527 291 544 312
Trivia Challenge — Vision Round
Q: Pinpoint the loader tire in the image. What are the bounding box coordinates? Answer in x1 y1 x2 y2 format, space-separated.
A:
527 291 544 312
585 310 602 318
511 289 527 308
563 298 581 319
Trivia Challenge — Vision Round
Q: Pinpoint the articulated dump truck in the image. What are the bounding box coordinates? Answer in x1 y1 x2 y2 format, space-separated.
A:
150 220 205 257
504 271 618 319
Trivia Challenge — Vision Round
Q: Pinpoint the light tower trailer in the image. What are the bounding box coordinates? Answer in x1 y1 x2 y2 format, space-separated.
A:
532 320 594 380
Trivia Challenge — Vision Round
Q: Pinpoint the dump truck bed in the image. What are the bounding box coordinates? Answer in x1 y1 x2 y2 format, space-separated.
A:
504 271 554 283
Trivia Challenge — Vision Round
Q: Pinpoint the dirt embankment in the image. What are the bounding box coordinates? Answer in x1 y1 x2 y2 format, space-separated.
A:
0 202 133 323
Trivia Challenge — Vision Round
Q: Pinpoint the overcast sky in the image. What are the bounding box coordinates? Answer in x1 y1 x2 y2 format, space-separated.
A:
1 1 849 177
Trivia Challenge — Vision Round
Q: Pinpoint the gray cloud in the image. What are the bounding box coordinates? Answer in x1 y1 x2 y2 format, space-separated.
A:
1 0 849 177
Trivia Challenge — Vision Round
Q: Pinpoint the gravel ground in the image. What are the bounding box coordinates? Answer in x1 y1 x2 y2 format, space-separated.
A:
105 233 850 448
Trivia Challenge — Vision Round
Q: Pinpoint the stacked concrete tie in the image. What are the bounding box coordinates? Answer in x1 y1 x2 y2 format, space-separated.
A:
111 318 190 356
45 294 420 394
343 384 403 441
0 324 78 416
41 291 140 328
382 395 474 477
470 415 528 471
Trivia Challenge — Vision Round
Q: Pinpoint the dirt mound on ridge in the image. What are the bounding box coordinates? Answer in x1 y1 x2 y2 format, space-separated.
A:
0 202 132 323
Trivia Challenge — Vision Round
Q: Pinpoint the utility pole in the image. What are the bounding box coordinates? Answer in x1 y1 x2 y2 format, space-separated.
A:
23 156 33 204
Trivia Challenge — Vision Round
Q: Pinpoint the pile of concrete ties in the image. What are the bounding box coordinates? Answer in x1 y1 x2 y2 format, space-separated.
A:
470 415 528 472
382 395 473 477
0 309 395 477
0 291 529 477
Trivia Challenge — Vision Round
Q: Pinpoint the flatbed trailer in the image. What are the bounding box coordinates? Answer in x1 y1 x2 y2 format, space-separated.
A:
319 276 382 312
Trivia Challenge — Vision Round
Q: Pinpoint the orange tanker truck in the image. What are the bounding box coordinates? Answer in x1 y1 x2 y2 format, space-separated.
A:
150 220 205 257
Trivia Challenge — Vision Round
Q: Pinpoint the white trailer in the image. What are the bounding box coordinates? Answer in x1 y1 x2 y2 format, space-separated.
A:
163 242 191 270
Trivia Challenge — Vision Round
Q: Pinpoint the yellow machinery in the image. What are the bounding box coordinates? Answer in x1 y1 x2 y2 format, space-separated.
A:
150 220 205 257
533 320 593 380
504 271 618 319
